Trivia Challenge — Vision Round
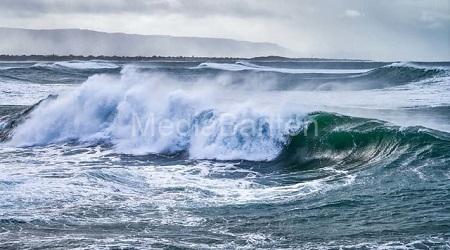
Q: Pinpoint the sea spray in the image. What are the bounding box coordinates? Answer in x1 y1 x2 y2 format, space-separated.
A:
8 66 309 160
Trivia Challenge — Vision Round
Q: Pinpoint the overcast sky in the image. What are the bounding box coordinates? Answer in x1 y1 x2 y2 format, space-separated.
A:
1 0 449 60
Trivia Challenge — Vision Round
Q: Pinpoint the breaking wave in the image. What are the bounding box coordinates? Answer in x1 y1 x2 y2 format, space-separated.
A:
187 61 449 90
33 60 120 70
4 69 305 160
357 62 447 83
2 67 449 166
192 61 372 74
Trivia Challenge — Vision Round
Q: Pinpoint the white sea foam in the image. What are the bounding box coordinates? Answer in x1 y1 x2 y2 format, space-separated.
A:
0 81 77 105
0 144 353 212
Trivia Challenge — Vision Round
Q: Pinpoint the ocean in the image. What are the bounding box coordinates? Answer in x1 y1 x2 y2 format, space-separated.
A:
0 59 449 249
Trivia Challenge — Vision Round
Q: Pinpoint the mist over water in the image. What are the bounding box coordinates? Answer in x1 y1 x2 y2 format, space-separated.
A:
1 59 450 249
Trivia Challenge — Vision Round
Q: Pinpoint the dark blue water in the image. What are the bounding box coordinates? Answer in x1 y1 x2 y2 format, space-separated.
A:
0 60 449 249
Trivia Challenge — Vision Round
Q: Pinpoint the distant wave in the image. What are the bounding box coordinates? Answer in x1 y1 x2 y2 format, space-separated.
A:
0 66 22 70
192 61 372 74
190 61 449 85
188 61 448 91
357 62 448 82
39 60 120 70
0 60 121 85
0 61 119 71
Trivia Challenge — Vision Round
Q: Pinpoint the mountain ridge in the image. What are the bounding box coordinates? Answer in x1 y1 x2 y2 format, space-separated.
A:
0 27 293 57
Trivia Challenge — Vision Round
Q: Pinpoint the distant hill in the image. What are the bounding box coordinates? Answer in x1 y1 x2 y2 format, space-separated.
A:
0 54 369 62
0 27 292 57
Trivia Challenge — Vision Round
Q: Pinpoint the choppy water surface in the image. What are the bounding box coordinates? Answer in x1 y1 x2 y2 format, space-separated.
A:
0 59 449 249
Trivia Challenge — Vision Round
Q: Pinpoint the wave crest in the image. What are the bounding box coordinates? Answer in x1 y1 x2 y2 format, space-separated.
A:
3 67 448 165
278 112 450 169
5 69 306 161
193 61 372 74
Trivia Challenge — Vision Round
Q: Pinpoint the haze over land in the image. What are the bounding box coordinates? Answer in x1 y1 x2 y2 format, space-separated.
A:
0 27 291 57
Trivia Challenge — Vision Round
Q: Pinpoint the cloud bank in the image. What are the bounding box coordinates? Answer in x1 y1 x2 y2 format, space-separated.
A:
0 0 449 60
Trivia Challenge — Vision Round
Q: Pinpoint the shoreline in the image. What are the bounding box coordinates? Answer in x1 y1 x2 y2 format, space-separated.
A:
0 54 366 62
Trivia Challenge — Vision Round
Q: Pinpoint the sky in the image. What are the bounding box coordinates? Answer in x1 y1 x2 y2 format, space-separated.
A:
0 0 449 61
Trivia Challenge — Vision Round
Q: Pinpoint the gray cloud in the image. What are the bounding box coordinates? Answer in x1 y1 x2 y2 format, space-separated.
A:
0 0 277 17
0 0 448 60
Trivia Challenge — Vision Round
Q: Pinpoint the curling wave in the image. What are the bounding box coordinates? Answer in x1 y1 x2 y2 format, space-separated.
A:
277 112 450 170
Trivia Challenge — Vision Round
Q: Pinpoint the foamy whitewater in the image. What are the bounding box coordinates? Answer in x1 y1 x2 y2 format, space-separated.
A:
0 59 449 249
